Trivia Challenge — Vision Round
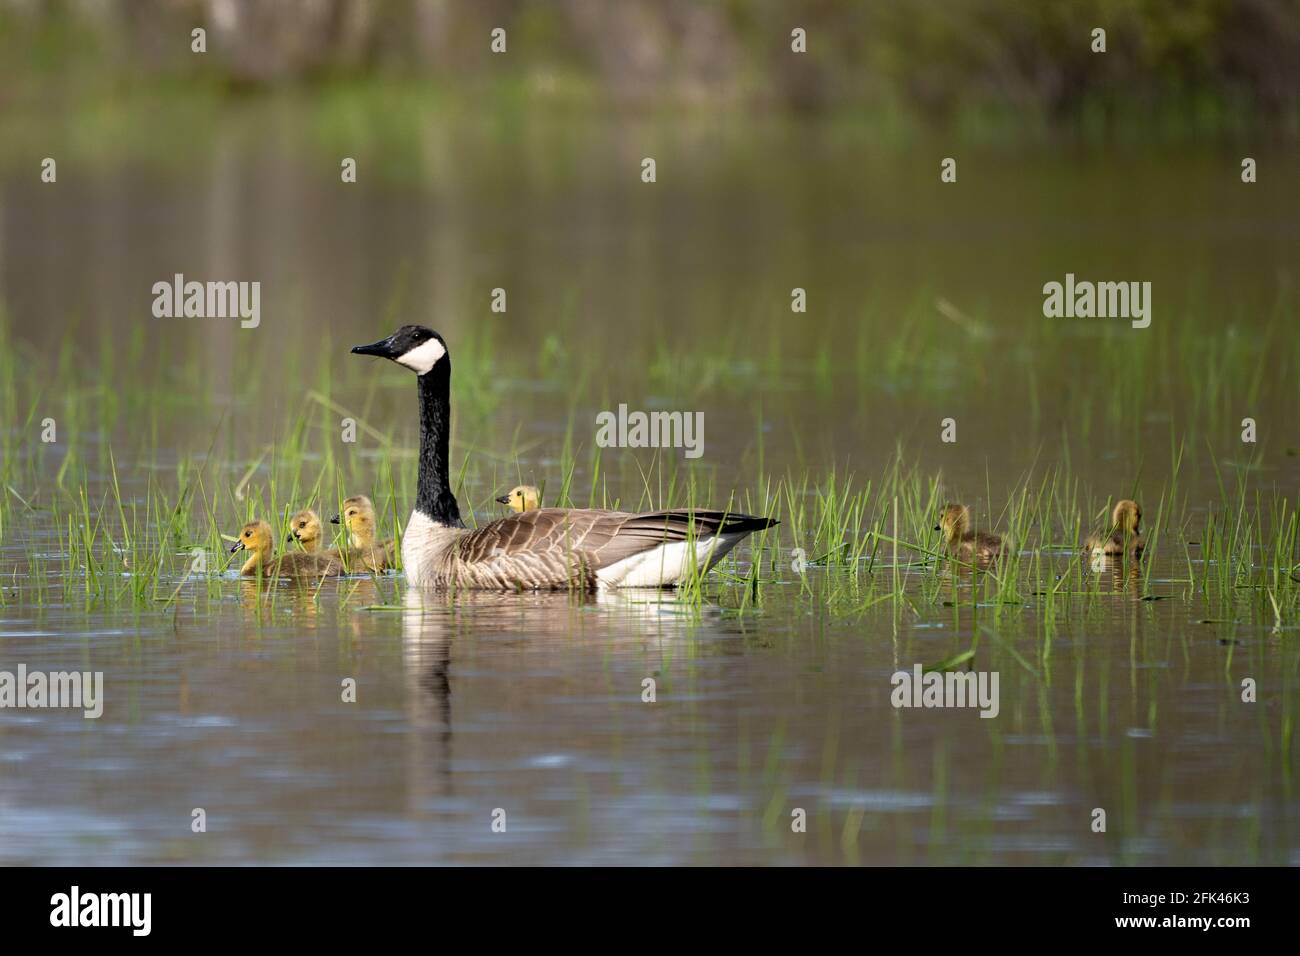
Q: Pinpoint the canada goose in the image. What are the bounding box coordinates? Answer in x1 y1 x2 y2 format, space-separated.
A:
230 520 342 579
935 503 1005 561
1084 499 1144 558
330 494 395 572
495 485 540 513
287 509 327 553
350 325 777 589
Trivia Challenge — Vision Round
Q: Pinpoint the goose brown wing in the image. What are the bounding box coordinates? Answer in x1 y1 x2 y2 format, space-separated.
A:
451 509 620 566
453 508 777 572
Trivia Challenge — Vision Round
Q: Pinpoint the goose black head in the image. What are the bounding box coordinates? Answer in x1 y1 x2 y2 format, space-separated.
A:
351 325 447 375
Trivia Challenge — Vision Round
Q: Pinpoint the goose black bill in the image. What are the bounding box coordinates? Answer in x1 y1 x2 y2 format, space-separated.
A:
350 335 399 359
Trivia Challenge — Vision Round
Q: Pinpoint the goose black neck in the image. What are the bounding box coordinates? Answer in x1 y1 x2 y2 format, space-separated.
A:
415 359 463 527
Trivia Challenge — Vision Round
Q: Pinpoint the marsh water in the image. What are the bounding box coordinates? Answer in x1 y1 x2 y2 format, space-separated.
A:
0 102 1297 864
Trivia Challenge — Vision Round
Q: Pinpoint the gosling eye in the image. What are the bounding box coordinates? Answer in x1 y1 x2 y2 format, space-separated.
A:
243 530 251 538
298 521 307 528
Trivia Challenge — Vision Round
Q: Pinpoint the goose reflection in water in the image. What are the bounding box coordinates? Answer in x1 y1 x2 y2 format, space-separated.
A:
396 585 744 810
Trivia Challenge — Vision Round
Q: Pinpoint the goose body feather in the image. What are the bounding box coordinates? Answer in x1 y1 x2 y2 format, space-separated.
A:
403 507 773 590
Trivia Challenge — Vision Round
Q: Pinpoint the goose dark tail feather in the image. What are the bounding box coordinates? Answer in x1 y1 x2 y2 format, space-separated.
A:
636 510 778 538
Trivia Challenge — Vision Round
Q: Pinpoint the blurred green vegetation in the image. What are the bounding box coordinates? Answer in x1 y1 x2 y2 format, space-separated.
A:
0 0 1296 138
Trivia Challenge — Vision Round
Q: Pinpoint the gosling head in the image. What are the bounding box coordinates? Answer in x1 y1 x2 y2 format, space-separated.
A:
1113 499 1142 535
351 325 447 376
287 509 324 552
494 485 541 513
332 495 378 548
230 520 275 569
934 503 970 542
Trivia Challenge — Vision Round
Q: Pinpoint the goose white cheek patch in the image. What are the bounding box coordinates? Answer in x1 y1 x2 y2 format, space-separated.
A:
396 338 446 374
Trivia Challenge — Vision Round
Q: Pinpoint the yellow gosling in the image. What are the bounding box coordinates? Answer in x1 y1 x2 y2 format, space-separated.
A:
935 503 1005 561
330 495 395 573
287 509 326 553
231 520 341 579
1084 499 1144 558
495 484 541 513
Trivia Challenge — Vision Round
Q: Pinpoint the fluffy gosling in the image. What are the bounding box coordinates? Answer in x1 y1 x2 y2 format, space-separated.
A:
495 484 541 513
287 509 327 554
935 503 1005 561
1084 499 1144 558
331 495 395 573
231 520 342 579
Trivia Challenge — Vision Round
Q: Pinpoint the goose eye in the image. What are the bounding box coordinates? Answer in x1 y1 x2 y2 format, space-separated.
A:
243 530 251 538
